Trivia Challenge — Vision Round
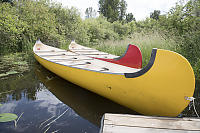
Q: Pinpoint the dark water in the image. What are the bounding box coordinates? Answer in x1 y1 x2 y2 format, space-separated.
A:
0 63 138 133
0 63 199 133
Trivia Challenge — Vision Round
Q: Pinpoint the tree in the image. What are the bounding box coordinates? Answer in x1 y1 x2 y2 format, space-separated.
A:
85 7 97 19
119 0 127 21
190 0 200 17
150 10 161 20
98 0 120 22
0 0 12 2
0 0 13 5
98 0 129 22
125 13 135 22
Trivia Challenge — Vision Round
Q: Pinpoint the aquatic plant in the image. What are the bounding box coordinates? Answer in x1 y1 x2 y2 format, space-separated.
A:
0 113 18 122
0 53 30 79
0 104 18 122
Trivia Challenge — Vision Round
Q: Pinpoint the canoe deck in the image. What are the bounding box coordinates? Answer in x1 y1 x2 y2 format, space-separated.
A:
69 41 143 68
100 113 200 133
34 42 140 73
69 41 119 59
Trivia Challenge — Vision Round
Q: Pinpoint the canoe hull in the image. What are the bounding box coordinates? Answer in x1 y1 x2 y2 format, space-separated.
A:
34 46 195 116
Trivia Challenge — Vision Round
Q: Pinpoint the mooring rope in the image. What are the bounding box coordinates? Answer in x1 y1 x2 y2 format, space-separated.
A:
185 96 199 117
192 98 199 117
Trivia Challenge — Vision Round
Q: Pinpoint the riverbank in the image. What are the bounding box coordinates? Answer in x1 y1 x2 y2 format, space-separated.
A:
1 0 199 79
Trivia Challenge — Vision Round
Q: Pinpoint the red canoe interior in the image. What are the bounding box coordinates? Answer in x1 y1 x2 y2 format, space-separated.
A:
94 44 142 69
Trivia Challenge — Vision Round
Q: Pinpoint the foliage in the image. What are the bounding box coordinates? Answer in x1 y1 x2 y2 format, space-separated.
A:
16 0 63 48
0 3 27 54
0 0 13 5
126 13 135 23
112 21 131 39
81 16 134 45
50 3 86 46
85 7 97 19
98 0 120 22
98 0 135 23
150 10 161 20
83 16 118 45
119 0 127 21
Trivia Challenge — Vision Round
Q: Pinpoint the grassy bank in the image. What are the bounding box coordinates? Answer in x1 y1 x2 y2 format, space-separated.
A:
0 0 199 79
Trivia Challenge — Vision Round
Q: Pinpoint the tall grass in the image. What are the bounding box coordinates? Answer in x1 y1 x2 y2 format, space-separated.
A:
94 31 178 67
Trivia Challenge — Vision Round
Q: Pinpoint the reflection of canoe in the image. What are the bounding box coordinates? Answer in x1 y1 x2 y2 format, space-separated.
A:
69 41 142 68
33 40 195 117
35 65 136 126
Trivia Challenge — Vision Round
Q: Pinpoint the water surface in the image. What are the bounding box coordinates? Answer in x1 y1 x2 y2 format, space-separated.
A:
0 63 199 132
0 63 138 132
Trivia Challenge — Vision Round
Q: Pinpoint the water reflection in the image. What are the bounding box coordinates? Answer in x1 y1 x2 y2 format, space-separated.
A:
0 63 137 133
0 64 99 133
0 70 39 102
35 64 137 126
0 62 199 133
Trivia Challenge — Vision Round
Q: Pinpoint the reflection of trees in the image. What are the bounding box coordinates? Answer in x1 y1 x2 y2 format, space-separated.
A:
35 64 137 126
0 65 40 102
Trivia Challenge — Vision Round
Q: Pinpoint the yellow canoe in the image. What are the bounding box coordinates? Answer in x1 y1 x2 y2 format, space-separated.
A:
33 40 195 117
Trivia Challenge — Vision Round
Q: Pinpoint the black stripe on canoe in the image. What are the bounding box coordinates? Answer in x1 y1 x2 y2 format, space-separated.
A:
125 49 157 78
